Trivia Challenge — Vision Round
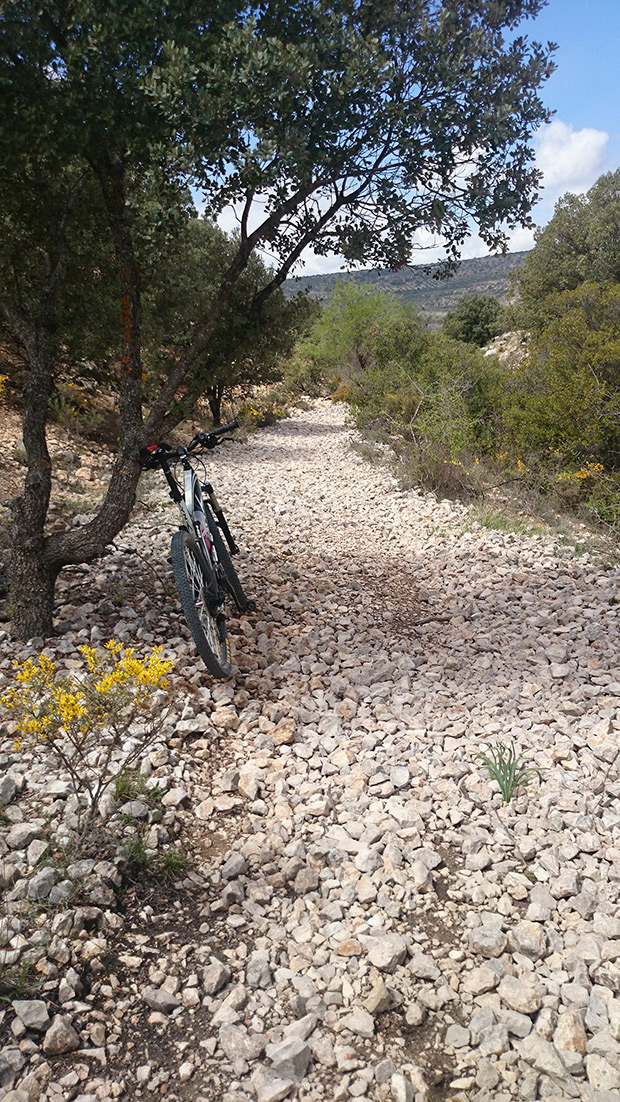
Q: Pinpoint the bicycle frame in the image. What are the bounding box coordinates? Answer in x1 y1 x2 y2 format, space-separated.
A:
140 421 250 677
155 449 222 597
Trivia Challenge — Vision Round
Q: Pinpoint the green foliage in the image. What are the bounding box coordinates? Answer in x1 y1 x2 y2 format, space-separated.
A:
319 288 494 451
142 218 316 422
1 0 555 288
284 253 529 323
300 283 506 497
477 743 542 803
442 294 502 346
500 283 620 467
300 281 404 375
122 835 150 877
281 353 330 399
0 960 42 1002
160 849 189 880
236 392 290 429
517 170 620 327
295 272 620 531
114 768 147 804
48 381 105 436
466 505 547 538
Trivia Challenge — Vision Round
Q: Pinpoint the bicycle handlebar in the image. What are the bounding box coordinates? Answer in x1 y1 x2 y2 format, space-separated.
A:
140 421 239 468
193 421 239 449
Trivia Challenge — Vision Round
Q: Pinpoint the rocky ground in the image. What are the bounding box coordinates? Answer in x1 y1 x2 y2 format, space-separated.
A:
1 400 620 1102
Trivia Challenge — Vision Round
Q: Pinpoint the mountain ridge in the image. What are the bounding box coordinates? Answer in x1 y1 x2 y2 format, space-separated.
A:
283 250 528 323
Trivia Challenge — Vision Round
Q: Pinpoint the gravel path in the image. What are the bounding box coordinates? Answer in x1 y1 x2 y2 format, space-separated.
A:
2 400 620 1102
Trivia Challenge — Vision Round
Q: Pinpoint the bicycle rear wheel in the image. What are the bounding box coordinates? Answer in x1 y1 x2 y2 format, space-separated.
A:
204 505 253 612
170 529 232 678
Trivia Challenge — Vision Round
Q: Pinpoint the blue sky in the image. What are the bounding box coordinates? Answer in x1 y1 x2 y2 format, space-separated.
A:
503 0 620 244
219 1 620 274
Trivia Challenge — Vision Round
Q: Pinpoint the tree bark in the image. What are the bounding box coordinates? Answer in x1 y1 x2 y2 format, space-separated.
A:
9 541 61 641
208 385 224 426
7 155 147 640
8 329 58 638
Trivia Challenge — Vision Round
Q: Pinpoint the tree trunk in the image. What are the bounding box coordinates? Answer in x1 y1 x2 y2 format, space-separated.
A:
8 155 146 640
10 450 143 640
9 323 57 637
208 386 223 426
9 541 60 640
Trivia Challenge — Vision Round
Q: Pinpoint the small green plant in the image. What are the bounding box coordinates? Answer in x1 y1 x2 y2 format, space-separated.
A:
115 768 165 808
0 960 42 1002
115 768 147 803
477 742 542 803
123 835 150 876
159 849 188 880
467 504 547 537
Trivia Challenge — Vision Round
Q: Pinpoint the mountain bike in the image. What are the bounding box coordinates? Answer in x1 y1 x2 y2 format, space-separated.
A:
141 421 254 678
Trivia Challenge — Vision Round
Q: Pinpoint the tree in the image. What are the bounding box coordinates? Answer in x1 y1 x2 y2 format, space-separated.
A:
442 293 501 345
300 281 405 380
142 220 317 425
0 0 555 637
517 169 620 325
501 282 620 463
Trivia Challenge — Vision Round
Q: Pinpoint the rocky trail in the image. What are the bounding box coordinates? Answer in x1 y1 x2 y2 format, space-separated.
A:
2 401 620 1102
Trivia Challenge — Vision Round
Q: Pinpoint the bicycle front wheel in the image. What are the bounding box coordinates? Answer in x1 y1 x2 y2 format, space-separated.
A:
204 505 252 612
170 529 232 678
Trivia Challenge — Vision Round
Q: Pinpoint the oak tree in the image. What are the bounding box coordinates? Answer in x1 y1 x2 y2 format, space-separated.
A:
0 0 555 636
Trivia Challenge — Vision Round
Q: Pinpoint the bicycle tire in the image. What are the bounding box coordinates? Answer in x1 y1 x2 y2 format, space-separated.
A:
170 529 232 678
204 504 251 612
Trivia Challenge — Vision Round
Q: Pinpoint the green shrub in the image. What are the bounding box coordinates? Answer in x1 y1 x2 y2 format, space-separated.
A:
442 293 501 346
281 355 333 397
498 283 620 465
236 391 289 429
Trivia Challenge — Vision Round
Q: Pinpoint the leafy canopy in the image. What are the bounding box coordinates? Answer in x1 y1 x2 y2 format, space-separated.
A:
517 169 620 326
504 281 620 464
1 0 556 281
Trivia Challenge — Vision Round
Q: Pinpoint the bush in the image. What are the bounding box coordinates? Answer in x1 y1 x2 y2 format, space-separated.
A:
236 391 289 429
517 169 620 328
1 642 173 836
442 294 501 346
281 354 332 398
499 282 620 467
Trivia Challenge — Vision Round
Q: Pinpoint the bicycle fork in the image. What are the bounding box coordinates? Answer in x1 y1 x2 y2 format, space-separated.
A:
202 483 240 554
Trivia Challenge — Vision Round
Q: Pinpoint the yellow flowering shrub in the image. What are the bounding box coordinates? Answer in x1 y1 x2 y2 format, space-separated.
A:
1 642 173 833
237 394 289 429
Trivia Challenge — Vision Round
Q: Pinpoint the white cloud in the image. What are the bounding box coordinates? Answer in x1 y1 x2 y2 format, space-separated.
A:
295 249 347 276
534 119 608 194
505 225 536 253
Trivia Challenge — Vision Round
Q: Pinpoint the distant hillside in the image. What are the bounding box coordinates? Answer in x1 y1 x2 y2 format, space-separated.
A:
283 251 528 325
